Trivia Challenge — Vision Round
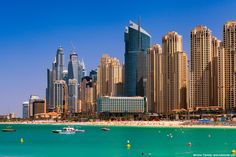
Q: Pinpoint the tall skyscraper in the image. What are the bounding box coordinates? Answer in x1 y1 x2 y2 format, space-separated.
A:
162 32 188 114
174 51 189 110
46 48 64 111
146 44 163 113
68 79 78 113
124 20 151 96
28 95 40 117
46 69 53 111
211 37 220 106
223 21 236 112
68 51 79 81
22 101 29 118
190 26 212 108
55 47 64 80
212 37 225 108
97 54 123 97
217 43 225 108
80 76 96 113
53 80 68 113
80 59 86 78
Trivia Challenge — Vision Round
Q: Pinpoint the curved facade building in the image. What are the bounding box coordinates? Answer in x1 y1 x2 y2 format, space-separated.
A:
124 21 151 96
68 51 79 81
55 47 64 80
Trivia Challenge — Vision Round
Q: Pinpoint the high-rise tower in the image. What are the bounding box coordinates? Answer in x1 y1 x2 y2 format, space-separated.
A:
146 44 163 113
68 51 79 81
190 26 212 108
68 79 78 113
53 80 68 113
212 37 225 109
97 54 123 97
223 21 236 112
55 47 64 80
124 20 151 96
162 32 188 114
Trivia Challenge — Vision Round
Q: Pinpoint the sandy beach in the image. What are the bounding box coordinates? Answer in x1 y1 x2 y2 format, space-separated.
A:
1 120 236 129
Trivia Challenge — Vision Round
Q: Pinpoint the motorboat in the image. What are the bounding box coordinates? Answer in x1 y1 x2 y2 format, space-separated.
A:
101 127 110 131
2 128 16 132
2 126 16 132
52 126 85 134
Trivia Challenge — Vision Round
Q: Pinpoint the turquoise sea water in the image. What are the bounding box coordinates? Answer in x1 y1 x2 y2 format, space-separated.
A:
0 124 236 157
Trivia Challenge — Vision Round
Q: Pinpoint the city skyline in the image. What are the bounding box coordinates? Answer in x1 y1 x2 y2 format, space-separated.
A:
1 0 236 116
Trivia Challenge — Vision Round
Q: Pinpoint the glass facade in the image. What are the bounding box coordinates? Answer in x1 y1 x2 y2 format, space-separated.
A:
55 47 64 80
22 102 29 118
97 96 147 113
53 80 67 112
68 52 79 80
124 21 151 96
68 79 78 113
89 69 97 82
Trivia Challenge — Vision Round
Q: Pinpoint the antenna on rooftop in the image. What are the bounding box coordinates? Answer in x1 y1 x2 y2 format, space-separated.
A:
138 16 141 27
138 16 141 50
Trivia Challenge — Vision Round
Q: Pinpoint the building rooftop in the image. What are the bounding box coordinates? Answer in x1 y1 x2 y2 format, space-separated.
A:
126 20 151 37
225 20 236 27
30 95 40 100
225 20 236 24
100 96 145 99
191 25 211 33
22 101 29 104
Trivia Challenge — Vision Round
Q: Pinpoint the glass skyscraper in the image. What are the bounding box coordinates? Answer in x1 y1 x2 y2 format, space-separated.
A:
55 47 64 80
68 51 79 81
22 101 29 118
68 50 84 83
68 79 78 113
124 20 151 96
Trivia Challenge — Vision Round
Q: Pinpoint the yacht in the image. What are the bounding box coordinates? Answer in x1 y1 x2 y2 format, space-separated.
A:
2 126 16 132
60 126 77 134
101 127 110 131
52 126 85 134
2 128 16 132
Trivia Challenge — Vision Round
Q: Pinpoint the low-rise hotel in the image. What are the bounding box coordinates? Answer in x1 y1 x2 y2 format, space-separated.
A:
97 96 147 114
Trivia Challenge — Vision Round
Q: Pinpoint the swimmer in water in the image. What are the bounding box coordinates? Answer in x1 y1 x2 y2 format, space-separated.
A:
187 142 192 147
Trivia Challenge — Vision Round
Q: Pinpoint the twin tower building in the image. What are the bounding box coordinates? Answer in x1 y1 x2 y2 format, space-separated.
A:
46 20 236 116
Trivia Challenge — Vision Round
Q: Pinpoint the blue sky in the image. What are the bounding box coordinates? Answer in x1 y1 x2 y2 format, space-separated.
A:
0 0 236 116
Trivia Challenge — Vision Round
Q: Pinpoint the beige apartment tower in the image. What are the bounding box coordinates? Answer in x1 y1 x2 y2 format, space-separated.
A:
147 44 163 113
162 32 188 114
212 37 225 108
223 21 236 111
190 25 212 108
97 54 123 97
80 76 96 113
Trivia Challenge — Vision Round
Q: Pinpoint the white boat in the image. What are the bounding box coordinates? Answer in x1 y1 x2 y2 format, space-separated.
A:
52 126 85 134
101 127 110 131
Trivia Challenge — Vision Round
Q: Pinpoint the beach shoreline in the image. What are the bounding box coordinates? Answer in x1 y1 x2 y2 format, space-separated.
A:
1 120 236 129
